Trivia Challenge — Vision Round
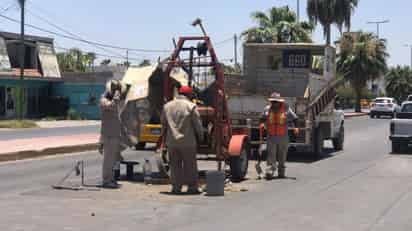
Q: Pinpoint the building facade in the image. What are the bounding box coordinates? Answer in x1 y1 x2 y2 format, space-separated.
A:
0 31 115 120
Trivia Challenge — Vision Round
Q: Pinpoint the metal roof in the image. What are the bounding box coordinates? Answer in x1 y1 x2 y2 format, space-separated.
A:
0 31 53 44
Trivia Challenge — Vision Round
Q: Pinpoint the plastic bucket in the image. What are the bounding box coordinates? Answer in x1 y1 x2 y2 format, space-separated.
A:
206 171 225 196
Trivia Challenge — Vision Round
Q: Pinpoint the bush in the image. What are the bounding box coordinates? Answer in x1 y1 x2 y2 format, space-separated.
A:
0 120 38 129
66 108 82 120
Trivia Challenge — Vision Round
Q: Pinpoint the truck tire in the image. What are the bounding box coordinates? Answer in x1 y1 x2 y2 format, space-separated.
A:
313 129 324 159
229 145 249 182
392 142 402 154
135 142 146 150
332 126 344 151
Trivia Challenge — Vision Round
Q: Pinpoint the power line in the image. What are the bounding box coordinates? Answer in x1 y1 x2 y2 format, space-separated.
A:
54 45 145 62
0 12 171 53
26 8 127 59
214 37 233 47
1 1 17 12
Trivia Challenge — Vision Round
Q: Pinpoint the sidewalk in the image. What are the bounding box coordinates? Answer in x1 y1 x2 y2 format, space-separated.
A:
35 120 100 128
0 132 100 162
344 112 369 118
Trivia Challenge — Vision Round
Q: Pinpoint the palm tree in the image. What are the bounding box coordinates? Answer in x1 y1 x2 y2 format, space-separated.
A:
307 0 359 45
242 6 314 43
85 52 97 70
138 59 152 67
337 32 388 112
386 66 412 102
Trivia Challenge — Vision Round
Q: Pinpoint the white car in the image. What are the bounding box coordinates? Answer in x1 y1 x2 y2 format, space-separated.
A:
390 102 412 153
370 97 400 118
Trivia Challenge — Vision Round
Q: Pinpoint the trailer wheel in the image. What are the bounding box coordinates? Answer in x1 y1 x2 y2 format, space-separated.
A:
229 145 249 182
313 129 324 159
332 126 344 151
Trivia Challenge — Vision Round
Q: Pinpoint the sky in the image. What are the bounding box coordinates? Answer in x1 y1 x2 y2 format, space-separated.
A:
0 0 411 66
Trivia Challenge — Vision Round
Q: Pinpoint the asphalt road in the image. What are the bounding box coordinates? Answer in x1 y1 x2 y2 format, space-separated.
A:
0 125 100 140
2 116 412 231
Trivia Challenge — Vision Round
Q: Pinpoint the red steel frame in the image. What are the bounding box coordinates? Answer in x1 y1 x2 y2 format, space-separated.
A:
162 36 234 159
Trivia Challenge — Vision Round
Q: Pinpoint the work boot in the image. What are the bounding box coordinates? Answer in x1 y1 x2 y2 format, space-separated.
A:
278 168 286 179
102 181 120 189
171 186 182 195
187 186 202 195
265 166 275 180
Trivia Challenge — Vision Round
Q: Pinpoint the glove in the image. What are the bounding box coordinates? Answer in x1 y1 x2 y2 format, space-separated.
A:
113 90 121 101
98 143 103 155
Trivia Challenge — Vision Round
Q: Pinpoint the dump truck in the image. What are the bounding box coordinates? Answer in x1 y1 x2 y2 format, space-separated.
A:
226 43 344 157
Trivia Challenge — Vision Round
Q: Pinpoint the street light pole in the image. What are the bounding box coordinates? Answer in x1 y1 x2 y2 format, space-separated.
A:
404 45 412 68
18 0 25 120
367 20 390 38
367 20 389 97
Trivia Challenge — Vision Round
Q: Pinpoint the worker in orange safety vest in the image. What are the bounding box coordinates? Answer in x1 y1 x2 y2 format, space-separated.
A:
259 92 298 179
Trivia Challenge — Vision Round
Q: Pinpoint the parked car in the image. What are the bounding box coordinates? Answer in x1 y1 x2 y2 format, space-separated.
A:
370 97 400 118
406 95 412 102
389 101 412 153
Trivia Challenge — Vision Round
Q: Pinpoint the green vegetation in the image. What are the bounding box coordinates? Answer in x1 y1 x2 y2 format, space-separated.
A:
307 0 359 45
242 6 314 43
66 108 82 120
57 48 97 72
0 120 38 129
386 66 412 102
138 59 152 67
337 32 388 112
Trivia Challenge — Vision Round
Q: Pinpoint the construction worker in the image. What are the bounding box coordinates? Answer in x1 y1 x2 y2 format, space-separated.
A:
161 86 204 194
99 80 126 188
261 92 297 179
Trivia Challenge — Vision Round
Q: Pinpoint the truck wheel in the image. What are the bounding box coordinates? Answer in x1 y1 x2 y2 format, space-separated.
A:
135 142 146 150
332 126 344 151
392 142 402 154
313 129 324 159
229 145 249 182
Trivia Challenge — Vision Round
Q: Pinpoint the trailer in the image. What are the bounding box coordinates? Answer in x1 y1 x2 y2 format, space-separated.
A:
154 20 250 181
227 43 344 158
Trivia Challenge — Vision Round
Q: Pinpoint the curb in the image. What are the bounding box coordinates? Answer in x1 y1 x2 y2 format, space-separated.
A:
344 113 369 118
0 143 99 162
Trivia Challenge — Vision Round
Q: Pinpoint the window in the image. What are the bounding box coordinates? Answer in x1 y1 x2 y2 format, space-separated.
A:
6 41 37 69
375 99 389 104
402 104 412 113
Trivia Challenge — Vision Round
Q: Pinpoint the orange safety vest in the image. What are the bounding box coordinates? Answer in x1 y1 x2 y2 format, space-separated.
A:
267 103 287 136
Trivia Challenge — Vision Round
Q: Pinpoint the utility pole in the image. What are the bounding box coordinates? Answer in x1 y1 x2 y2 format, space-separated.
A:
404 45 412 68
126 50 129 68
367 20 390 38
18 0 25 120
297 0 300 22
234 34 238 67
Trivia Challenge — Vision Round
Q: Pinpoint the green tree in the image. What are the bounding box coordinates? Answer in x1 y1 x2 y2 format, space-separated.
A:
307 0 359 45
242 6 314 43
138 59 152 67
337 32 388 112
85 52 97 69
221 63 241 74
100 59 111 65
56 48 96 72
386 66 412 102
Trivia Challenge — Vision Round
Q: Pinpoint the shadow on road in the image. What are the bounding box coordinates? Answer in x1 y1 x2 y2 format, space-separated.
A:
287 147 338 164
